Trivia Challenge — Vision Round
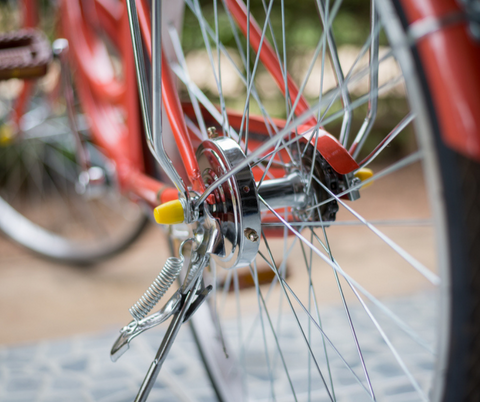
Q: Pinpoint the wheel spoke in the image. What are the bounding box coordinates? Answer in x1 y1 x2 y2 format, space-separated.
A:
176 1 442 400
193 0 232 137
262 218 432 228
195 58 405 207
306 151 423 212
257 248 372 399
256 251 335 401
300 231 337 401
317 221 376 400
261 196 435 350
311 174 439 284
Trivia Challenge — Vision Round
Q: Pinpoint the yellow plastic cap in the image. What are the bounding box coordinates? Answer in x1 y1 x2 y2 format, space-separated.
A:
154 200 185 225
354 168 374 188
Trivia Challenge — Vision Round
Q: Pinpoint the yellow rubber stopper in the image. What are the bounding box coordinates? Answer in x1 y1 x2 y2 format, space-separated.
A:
153 199 185 225
354 168 374 189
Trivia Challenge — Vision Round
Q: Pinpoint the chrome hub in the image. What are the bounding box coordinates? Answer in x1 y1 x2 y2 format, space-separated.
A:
196 137 262 269
195 137 343 269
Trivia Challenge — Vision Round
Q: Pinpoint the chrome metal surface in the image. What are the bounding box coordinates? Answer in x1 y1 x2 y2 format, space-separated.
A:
110 291 182 362
111 224 217 366
75 167 107 197
257 171 307 212
183 284 213 322
196 137 261 269
316 0 353 146
244 227 259 242
134 282 200 402
350 0 380 159
129 256 184 321
345 173 361 201
125 0 187 199
207 126 218 138
154 0 450 400
129 218 221 401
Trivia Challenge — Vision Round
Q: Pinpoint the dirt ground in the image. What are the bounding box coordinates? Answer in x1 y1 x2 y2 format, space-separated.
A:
0 161 437 346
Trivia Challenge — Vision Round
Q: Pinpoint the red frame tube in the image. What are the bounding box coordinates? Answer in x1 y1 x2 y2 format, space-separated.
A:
400 0 480 161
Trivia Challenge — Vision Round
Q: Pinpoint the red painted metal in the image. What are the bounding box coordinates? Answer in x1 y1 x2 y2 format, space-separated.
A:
302 128 359 175
12 81 34 128
63 0 125 105
16 0 174 209
20 0 360 215
127 171 178 206
59 0 165 204
19 0 480 217
94 0 123 49
22 0 38 28
119 1 144 172
14 0 37 126
401 0 480 160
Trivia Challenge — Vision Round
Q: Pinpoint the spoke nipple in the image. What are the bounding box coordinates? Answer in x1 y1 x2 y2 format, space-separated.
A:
207 127 218 139
244 227 259 242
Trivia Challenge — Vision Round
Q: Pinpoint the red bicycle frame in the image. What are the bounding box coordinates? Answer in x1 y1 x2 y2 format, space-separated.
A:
19 0 480 211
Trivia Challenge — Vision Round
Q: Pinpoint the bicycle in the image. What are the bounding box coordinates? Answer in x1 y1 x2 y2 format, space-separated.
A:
1 0 480 401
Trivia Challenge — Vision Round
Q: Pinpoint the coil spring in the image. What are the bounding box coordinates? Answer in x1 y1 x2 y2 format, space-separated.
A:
129 256 183 321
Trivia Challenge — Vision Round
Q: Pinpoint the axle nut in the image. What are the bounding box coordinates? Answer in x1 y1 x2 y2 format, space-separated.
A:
244 228 259 242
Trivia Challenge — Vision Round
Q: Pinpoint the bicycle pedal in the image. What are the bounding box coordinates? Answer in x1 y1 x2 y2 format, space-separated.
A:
0 29 52 81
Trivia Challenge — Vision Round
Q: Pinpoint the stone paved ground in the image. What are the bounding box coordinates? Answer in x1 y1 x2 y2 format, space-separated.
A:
0 161 437 401
0 292 436 402
0 327 216 402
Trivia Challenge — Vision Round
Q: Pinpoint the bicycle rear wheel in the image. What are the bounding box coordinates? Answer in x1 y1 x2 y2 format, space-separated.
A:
153 0 480 401
0 1 148 264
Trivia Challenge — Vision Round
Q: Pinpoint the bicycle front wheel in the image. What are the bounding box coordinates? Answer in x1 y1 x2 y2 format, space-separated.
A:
157 0 480 400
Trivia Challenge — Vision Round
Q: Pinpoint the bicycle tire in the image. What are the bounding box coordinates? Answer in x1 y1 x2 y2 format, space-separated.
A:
390 4 480 402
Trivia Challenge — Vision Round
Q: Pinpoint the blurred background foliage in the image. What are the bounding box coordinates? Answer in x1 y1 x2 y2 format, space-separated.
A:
182 0 376 51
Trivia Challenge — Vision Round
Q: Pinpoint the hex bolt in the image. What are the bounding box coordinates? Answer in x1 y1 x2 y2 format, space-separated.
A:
244 227 259 242
207 127 218 139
